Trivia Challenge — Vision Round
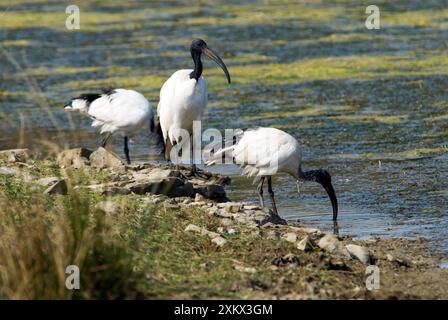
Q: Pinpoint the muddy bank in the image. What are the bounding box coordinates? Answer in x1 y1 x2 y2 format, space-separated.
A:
0 147 447 299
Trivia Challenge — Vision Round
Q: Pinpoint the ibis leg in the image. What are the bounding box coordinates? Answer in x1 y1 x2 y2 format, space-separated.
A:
124 136 131 164
257 177 265 208
267 177 279 215
188 137 209 179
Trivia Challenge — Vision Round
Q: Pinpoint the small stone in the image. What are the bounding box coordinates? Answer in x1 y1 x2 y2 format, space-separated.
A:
0 167 17 175
0 149 31 163
290 226 322 235
184 224 219 239
224 202 242 213
216 209 234 218
89 147 124 169
297 235 315 252
57 148 92 168
44 179 67 195
243 205 260 210
266 230 281 240
219 218 233 226
386 254 410 267
127 177 191 197
282 232 297 243
185 224 202 233
196 184 227 201
234 264 257 273
227 228 239 235
346 244 373 264
195 193 205 202
317 234 350 258
147 168 177 180
211 236 227 247
95 200 121 215
36 177 60 187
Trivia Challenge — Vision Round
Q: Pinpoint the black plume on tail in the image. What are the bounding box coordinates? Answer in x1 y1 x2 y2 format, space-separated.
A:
151 120 166 156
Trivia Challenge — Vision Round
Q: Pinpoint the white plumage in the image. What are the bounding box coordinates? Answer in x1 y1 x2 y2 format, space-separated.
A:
157 69 207 145
157 39 230 173
211 127 301 178
207 127 338 223
65 88 154 164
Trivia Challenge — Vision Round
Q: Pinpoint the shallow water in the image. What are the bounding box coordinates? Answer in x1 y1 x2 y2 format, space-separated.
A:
1 1 447 253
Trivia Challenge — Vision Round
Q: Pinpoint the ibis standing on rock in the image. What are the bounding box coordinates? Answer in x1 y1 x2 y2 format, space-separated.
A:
64 88 155 164
207 127 338 226
157 38 231 174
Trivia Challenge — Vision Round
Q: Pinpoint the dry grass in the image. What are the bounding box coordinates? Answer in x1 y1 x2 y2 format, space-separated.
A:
0 175 141 299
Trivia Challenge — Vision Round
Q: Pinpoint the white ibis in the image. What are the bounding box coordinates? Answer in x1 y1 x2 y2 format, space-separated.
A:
207 127 338 222
157 38 231 174
64 88 155 164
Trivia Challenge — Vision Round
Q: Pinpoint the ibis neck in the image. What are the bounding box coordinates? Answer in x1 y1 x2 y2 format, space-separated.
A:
298 165 319 182
189 51 203 81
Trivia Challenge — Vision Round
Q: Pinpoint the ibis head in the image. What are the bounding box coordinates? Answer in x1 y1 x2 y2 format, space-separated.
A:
190 39 231 84
298 166 338 221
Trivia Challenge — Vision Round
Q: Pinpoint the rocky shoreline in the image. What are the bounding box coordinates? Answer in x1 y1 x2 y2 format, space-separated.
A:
1 147 448 299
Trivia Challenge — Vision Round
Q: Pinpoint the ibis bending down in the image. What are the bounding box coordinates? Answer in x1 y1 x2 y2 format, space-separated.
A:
64 88 155 164
207 127 338 223
157 38 231 174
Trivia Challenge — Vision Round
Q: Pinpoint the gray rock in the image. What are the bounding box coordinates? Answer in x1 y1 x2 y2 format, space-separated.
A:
297 235 315 252
234 264 256 273
0 149 31 163
211 236 227 247
184 224 220 239
290 226 322 235
184 224 202 233
89 147 124 169
219 218 233 226
0 167 17 175
36 177 60 187
44 179 67 195
317 234 350 258
226 228 239 235
216 209 234 218
95 201 121 215
346 244 373 264
57 148 92 168
147 168 177 180
386 253 410 267
102 187 131 196
282 232 297 243
196 184 228 201
224 202 242 213
127 177 194 197
243 205 260 210
195 193 206 202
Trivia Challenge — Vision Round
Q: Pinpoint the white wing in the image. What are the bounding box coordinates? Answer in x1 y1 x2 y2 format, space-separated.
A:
88 89 153 134
157 69 207 144
209 127 301 177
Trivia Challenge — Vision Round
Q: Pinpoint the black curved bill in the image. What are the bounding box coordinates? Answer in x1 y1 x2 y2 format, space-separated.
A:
322 182 338 221
202 47 231 84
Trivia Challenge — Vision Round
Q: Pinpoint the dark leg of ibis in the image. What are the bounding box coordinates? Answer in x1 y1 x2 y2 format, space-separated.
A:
188 138 209 180
333 220 339 236
267 177 279 215
257 177 265 208
124 136 131 164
